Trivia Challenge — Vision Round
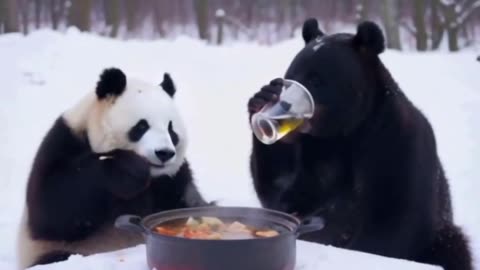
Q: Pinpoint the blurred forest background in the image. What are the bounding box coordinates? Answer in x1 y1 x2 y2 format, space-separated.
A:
0 0 479 51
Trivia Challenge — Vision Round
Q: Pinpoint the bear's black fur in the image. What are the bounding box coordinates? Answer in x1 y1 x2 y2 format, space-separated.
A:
248 19 472 270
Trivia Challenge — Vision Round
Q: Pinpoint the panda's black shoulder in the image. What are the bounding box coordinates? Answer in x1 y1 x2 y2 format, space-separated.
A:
28 116 90 181
26 116 95 240
26 115 90 202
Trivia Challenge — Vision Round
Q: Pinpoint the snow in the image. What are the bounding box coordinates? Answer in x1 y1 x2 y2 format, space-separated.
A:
27 242 441 270
1 29 479 269
440 0 455 5
215 9 226 18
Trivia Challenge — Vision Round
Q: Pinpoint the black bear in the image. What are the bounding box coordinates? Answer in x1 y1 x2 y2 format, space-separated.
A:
248 19 472 270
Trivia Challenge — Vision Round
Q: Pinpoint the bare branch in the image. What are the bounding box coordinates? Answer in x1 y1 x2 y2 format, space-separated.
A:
435 0 449 26
459 0 480 13
223 15 254 39
457 0 480 25
400 20 417 36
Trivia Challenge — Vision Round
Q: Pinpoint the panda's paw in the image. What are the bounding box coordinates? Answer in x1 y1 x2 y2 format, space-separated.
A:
101 149 151 199
107 149 150 177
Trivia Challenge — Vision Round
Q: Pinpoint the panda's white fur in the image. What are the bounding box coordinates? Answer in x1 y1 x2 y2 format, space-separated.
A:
16 70 198 269
64 77 188 177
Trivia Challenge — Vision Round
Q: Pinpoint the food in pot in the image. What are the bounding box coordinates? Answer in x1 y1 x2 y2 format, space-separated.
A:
154 216 280 240
255 230 280 238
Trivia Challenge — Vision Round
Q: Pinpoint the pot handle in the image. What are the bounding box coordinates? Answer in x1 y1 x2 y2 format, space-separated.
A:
115 215 146 234
296 216 325 236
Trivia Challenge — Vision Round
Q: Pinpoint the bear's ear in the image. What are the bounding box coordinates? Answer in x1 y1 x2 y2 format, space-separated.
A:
302 18 324 44
96 68 127 100
160 73 176 97
353 21 385 55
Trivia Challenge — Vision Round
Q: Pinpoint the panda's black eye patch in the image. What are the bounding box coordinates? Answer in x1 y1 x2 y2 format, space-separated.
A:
168 121 179 146
128 119 150 142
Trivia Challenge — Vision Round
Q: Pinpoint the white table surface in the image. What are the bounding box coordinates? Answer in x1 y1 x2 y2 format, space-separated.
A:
29 240 442 270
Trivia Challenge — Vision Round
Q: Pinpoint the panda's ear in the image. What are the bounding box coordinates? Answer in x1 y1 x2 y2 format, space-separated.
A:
353 21 385 55
96 68 127 99
160 73 176 97
302 18 324 44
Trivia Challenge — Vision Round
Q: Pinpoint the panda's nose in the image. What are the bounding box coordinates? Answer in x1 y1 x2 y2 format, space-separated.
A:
154 149 176 162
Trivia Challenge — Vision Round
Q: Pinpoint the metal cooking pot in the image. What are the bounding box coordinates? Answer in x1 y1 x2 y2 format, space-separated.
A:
115 206 324 270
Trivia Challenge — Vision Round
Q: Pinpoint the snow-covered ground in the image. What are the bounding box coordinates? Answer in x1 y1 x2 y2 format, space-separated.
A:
0 29 479 269
27 242 441 270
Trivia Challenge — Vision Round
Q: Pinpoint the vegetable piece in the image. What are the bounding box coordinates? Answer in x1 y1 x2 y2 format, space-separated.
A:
183 228 211 239
255 230 279 238
154 216 280 240
201 217 225 231
201 217 224 226
227 221 250 233
155 226 178 236
186 217 200 227
203 232 222 240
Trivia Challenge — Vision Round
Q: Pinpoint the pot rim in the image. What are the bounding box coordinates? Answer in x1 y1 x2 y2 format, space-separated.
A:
115 206 325 243
144 206 301 242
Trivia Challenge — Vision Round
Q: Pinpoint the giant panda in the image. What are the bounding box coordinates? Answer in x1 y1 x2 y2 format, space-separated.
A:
17 68 209 269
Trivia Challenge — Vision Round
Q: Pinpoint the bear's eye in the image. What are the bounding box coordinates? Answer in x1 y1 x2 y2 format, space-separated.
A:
168 121 179 146
128 119 150 142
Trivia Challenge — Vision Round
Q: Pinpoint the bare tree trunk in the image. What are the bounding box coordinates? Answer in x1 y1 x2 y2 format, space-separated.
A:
356 0 370 22
413 0 428 51
153 0 166 37
104 0 120 37
125 0 137 35
50 0 63 30
381 0 402 50
34 0 41 29
194 0 209 41
277 0 288 35
430 0 444 50
447 25 460 51
0 0 3 34
441 0 480 51
289 0 301 37
442 3 460 51
468 16 476 44
19 0 29 34
215 9 224 45
0 0 19 33
461 23 471 45
245 0 255 28
68 0 91 31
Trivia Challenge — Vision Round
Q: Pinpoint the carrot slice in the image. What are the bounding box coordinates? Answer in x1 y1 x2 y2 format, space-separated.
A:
155 226 178 236
183 228 212 239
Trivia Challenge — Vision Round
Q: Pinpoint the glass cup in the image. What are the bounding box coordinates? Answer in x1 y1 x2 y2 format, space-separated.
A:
251 79 315 145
